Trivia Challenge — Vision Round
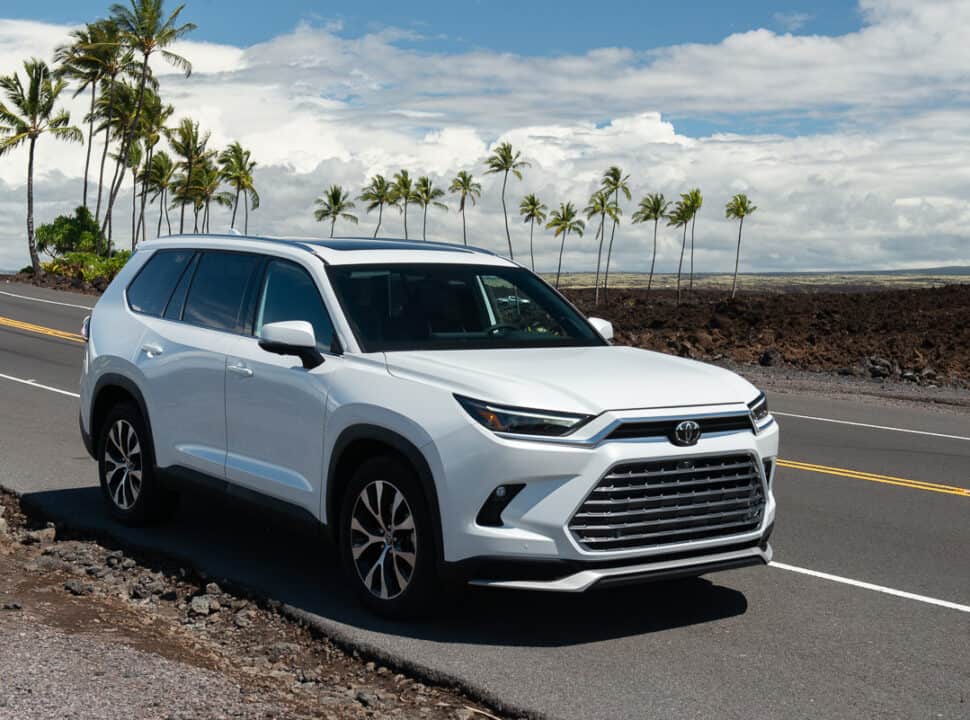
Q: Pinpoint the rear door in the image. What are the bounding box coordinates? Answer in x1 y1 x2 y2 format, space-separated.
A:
134 249 264 478
224 258 339 515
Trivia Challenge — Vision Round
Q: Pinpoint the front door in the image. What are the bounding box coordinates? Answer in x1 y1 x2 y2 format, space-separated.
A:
225 258 339 516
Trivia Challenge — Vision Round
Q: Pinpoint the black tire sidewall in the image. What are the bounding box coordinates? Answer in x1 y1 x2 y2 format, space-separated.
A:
97 402 160 526
338 456 438 618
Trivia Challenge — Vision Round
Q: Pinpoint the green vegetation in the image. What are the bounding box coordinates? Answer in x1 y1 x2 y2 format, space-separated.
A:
725 193 757 299
518 193 547 271
546 202 585 289
484 141 530 260
632 193 671 294
314 185 358 238
449 171 481 246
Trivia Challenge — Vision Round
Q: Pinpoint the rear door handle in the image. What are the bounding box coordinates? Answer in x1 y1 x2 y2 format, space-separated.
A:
228 362 253 378
141 343 163 358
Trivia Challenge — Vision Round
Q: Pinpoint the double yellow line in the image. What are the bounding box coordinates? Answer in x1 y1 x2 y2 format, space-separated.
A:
0 315 85 344
778 459 970 498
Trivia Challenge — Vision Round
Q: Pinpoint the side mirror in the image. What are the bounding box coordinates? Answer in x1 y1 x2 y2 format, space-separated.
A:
258 321 324 369
588 317 614 341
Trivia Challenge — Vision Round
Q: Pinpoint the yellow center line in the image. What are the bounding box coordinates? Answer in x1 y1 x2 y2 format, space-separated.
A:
777 459 970 497
0 315 85 344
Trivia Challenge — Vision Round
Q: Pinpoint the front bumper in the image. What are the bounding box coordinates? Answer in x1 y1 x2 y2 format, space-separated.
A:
432 402 779 589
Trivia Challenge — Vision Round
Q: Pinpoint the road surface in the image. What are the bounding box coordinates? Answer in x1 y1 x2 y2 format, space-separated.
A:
0 281 967 720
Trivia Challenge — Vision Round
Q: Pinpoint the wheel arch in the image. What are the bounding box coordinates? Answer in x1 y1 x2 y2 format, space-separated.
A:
326 424 444 567
89 374 154 461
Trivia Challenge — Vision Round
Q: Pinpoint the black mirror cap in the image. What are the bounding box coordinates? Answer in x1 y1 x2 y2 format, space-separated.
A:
258 338 324 370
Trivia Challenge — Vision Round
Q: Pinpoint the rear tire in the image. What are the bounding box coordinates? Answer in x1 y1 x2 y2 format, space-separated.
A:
97 402 177 526
338 456 438 618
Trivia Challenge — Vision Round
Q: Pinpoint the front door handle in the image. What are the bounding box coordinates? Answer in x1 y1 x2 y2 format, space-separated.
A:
141 343 163 358
228 363 254 378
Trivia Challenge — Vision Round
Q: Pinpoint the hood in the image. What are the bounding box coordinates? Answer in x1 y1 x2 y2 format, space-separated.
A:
383 346 758 414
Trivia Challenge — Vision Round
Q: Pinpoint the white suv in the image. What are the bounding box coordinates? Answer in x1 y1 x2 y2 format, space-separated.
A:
79 234 778 616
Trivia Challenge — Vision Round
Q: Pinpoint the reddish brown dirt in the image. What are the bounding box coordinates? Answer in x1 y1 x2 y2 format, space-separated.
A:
564 284 970 386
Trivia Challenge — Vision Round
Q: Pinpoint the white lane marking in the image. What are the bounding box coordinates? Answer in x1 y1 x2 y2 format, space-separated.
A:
0 372 80 398
773 411 970 442
0 289 94 310
770 561 970 613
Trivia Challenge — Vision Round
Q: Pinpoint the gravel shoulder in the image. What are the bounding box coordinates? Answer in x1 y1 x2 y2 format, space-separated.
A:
0 492 506 720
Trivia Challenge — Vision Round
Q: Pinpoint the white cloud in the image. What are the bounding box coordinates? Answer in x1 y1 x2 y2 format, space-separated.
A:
1 1 970 273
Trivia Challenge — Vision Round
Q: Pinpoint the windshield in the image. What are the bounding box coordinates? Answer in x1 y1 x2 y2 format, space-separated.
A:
327 263 606 352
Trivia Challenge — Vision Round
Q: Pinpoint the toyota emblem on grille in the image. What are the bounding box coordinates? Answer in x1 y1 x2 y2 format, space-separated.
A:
672 420 702 446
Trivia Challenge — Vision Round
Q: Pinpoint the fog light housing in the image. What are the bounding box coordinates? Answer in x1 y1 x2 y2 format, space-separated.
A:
476 484 525 527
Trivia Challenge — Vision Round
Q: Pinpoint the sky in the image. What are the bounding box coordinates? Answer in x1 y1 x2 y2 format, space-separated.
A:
1 0 969 273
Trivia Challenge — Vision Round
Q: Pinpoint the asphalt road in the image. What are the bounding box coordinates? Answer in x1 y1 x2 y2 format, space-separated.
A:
1 281 968 720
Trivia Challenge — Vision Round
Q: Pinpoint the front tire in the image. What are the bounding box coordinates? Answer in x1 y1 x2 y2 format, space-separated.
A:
97 402 175 526
339 456 438 618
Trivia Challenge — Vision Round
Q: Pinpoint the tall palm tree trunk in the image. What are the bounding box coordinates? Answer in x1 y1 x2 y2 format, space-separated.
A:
402 200 409 239
593 218 605 305
555 231 568 289
647 219 658 293
731 216 744 300
82 82 97 209
688 215 696 296
676 224 687 305
94 75 117 248
130 165 137 249
461 206 467 246
604 191 620 303
243 194 248 234
230 187 240 228
137 146 152 244
157 195 163 238
501 171 513 259
528 218 535 271
26 137 41 276
179 156 193 234
422 206 428 241
104 59 150 235
330 217 336 238
373 203 383 238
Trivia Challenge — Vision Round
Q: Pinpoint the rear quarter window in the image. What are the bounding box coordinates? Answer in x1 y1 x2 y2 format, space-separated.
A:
182 251 265 334
126 249 196 317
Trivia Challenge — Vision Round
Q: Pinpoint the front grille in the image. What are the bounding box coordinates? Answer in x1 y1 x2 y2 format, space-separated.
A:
605 413 753 441
569 453 766 552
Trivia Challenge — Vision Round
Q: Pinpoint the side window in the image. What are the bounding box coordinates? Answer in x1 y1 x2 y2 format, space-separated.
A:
183 252 264 333
127 249 195 317
256 260 335 352
162 252 199 320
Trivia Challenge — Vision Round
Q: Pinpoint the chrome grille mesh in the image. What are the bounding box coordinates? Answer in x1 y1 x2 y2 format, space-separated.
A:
569 454 766 552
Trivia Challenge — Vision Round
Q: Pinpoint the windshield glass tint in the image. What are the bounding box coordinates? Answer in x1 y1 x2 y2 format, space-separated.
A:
327 264 604 351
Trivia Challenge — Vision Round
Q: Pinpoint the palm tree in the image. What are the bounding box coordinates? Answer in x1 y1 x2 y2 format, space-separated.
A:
358 174 392 238
484 141 530 259
546 202 585 289
683 187 703 295
518 194 547 271
667 200 691 305
0 59 83 275
218 141 259 233
413 176 447 241
98 79 141 246
600 166 631 302
190 159 230 234
631 193 670 294
88 23 136 230
135 89 172 243
146 149 175 236
390 170 415 239
166 118 211 233
584 190 621 305
102 0 195 233
53 20 117 210
725 194 757 299
449 170 481 245
314 184 358 238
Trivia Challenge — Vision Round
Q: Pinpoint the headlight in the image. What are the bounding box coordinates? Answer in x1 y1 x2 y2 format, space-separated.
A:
455 395 592 437
748 391 770 423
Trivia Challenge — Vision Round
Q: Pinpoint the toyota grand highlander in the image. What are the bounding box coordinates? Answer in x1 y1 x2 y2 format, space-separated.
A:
79 235 778 616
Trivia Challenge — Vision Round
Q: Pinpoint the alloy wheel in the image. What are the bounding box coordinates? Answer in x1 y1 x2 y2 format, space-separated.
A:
350 480 417 600
103 419 143 510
